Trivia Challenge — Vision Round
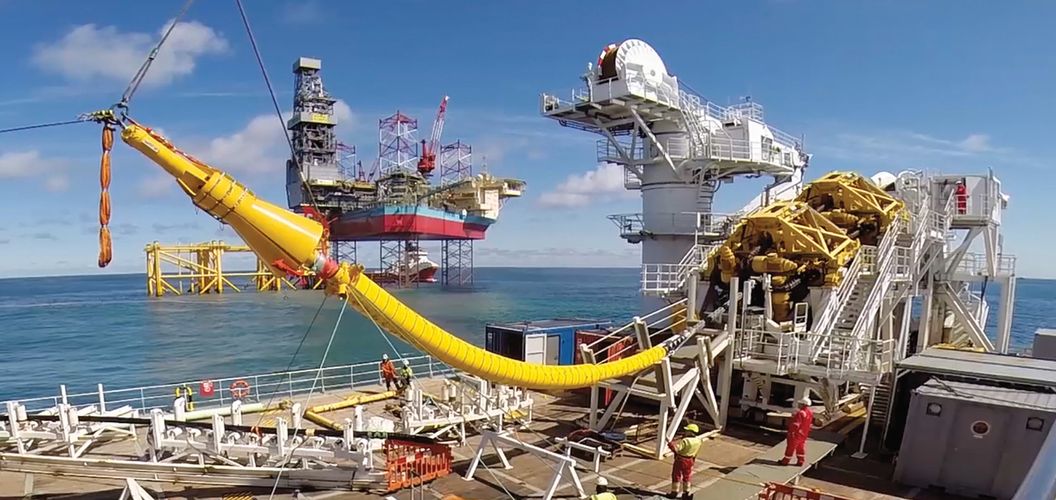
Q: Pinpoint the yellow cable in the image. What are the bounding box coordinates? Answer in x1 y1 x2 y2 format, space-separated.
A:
343 269 682 390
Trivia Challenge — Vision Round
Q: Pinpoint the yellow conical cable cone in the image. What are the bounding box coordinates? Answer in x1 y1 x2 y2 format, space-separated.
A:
122 124 326 274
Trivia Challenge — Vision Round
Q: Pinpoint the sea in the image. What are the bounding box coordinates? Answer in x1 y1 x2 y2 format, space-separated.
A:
0 269 1053 402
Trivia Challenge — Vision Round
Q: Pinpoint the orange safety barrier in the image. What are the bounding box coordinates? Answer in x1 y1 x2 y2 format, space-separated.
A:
384 438 453 492
758 482 852 500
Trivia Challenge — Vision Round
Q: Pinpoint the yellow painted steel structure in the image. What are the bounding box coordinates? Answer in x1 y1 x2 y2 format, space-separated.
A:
144 241 303 297
795 171 904 245
302 391 398 430
704 171 907 320
121 123 690 390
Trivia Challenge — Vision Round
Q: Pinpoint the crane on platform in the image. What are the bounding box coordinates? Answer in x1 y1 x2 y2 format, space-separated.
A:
417 95 448 175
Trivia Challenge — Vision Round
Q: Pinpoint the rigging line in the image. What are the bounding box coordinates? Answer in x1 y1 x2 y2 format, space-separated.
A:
268 297 348 500
0 118 89 135
232 0 322 212
120 0 196 105
350 291 573 498
252 294 329 429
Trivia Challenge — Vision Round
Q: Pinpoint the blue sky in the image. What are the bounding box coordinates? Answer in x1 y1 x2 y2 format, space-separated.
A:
0 1 1054 278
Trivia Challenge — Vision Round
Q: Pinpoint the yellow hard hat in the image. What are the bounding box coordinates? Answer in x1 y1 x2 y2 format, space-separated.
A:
684 423 700 434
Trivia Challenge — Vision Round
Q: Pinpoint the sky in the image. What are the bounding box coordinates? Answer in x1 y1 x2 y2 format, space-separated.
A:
0 1 1054 278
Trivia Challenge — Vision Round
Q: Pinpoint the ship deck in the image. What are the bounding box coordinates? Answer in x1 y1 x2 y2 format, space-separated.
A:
2 376 964 500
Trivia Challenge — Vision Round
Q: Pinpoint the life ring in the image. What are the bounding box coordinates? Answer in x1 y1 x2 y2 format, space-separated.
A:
230 380 251 400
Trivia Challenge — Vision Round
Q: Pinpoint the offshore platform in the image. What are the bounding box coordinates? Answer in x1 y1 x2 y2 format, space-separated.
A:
285 57 524 287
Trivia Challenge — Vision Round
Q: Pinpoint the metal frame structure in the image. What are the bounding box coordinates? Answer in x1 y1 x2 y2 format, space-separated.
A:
438 141 476 286
464 430 585 500
144 241 301 297
441 239 473 287
1 355 456 494
543 40 1018 462
378 111 419 175
330 240 358 267
400 373 534 444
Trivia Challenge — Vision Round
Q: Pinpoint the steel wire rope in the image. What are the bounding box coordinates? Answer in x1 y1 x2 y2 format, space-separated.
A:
347 292 519 499
251 295 328 429
347 283 699 498
233 0 323 212
119 0 196 107
346 289 652 500
267 298 348 500
0 118 91 135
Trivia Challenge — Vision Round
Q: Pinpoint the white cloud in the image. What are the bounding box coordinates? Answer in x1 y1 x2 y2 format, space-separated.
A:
44 174 70 192
281 1 324 25
538 163 635 208
958 134 993 153
137 174 175 198
200 114 286 174
32 21 228 87
0 151 73 191
333 100 353 124
821 130 1008 164
198 100 354 174
0 151 49 178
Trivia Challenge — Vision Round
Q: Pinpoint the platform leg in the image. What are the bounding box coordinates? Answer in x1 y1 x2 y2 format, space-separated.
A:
852 382 877 459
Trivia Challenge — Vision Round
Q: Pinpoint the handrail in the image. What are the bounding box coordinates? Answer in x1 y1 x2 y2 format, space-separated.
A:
7 354 446 414
809 246 867 356
847 218 905 342
582 298 689 353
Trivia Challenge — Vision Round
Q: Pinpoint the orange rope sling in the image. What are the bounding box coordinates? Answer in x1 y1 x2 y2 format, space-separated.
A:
98 124 113 267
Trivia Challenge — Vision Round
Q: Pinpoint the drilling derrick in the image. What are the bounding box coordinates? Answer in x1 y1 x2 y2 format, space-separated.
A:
286 57 343 211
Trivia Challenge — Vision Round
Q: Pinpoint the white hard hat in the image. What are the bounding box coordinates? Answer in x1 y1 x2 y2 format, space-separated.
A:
596 477 609 486
799 396 812 406
403 359 410 366
382 354 389 360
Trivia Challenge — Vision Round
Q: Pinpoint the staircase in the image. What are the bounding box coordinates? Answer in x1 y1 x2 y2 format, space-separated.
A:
868 373 894 430
831 270 876 336
678 90 710 159
695 173 717 214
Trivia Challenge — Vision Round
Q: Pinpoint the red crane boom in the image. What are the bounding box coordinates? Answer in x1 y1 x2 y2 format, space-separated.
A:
417 95 448 175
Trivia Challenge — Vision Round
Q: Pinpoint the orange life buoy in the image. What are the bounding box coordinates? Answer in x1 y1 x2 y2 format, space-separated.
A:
230 379 251 399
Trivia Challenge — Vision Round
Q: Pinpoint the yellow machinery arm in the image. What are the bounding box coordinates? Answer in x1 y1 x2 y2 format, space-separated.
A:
121 123 685 390
703 171 905 321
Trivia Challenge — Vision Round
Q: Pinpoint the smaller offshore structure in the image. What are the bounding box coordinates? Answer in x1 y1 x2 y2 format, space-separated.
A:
284 57 524 286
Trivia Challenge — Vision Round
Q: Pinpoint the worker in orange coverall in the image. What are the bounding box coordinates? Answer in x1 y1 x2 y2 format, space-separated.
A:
780 396 814 466
955 180 969 214
379 354 397 391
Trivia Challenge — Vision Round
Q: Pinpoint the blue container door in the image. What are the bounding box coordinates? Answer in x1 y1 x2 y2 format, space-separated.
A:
558 329 575 365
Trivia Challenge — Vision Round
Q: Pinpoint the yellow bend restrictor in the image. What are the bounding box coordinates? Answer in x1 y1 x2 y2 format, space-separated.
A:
119 122 685 391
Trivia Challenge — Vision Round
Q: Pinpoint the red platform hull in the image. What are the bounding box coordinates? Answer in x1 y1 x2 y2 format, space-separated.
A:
329 206 493 241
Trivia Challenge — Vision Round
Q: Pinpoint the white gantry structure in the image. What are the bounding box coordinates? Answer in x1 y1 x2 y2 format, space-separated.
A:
541 39 1017 458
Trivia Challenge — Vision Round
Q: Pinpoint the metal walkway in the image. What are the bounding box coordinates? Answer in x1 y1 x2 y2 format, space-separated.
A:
694 431 844 500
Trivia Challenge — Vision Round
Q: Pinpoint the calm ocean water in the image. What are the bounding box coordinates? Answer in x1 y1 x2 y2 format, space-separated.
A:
0 269 1053 401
